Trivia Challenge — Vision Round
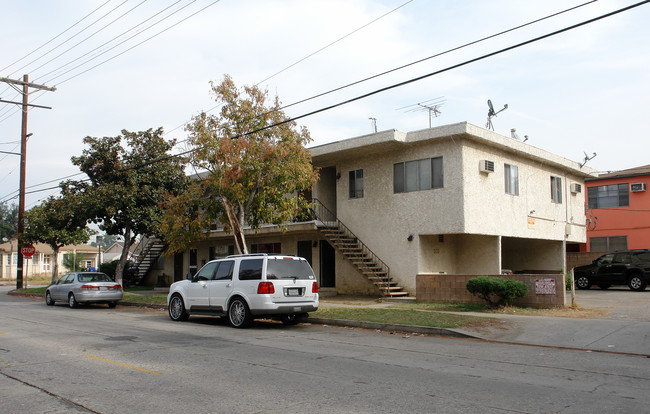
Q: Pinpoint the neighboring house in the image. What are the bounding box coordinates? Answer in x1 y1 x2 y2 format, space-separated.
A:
582 164 650 252
0 240 99 280
149 122 596 299
102 242 136 263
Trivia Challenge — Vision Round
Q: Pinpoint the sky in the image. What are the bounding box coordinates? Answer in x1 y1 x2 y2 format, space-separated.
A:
1 0 649 209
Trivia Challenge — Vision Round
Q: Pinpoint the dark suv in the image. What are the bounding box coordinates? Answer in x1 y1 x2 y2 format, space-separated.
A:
574 249 650 291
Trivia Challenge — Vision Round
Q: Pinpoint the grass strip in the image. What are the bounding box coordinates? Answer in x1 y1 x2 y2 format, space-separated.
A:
312 306 489 329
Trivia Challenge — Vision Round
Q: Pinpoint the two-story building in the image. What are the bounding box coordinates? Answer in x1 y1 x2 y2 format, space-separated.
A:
582 164 650 252
148 122 595 300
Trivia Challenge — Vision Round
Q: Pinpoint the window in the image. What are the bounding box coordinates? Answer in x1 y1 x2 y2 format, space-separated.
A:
251 243 281 254
214 260 234 280
590 236 627 252
32 253 39 265
551 176 562 204
587 183 629 209
504 164 519 195
394 157 443 193
348 169 364 199
195 262 218 281
238 259 263 280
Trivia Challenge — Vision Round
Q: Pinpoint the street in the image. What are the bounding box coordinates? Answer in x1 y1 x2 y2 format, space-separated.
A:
1 290 649 414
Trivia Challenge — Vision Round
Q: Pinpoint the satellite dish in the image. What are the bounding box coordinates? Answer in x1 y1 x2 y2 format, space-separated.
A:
486 99 508 130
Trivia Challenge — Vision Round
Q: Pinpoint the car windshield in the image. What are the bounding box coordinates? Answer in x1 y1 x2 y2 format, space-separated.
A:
78 273 112 283
266 258 315 280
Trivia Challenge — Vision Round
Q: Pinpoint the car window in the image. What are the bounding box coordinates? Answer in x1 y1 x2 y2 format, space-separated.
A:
613 254 629 264
266 258 315 280
215 260 234 280
195 262 218 281
63 274 75 284
597 254 614 265
78 273 112 283
238 259 263 280
633 252 650 263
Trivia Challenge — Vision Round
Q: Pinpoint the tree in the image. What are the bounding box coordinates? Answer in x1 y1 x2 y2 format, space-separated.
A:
22 195 94 282
63 252 91 272
89 234 120 249
0 203 18 240
161 75 318 254
66 128 187 285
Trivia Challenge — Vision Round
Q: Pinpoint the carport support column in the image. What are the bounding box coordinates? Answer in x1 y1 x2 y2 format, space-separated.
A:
497 236 502 274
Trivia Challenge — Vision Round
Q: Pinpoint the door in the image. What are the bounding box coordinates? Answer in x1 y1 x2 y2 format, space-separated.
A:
297 240 313 266
185 261 218 310
319 240 335 288
174 253 184 282
209 260 235 311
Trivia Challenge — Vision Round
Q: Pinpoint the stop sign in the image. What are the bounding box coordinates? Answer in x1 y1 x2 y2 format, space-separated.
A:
21 245 35 258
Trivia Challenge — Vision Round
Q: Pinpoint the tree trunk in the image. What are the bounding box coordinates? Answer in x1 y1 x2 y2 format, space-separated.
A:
51 246 60 283
115 227 135 286
222 198 247 254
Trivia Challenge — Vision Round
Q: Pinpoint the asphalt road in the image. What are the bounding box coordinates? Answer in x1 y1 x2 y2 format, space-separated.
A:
1 289 649 413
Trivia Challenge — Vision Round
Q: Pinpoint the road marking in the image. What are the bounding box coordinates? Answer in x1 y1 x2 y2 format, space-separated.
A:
85 355 165 376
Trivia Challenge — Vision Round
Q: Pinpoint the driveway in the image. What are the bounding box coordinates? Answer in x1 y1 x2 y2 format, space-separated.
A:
574 287 650 321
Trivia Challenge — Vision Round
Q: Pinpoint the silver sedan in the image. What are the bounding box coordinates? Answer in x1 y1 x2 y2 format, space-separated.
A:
45 272 123 308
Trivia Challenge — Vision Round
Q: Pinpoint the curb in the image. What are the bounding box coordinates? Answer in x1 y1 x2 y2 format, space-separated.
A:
306 317 478 338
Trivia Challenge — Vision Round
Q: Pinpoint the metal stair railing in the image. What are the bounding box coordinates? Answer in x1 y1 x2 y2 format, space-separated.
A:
310 199 395 296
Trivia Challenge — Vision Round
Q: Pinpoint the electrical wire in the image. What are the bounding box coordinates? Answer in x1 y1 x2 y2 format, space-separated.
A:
1 0 647 203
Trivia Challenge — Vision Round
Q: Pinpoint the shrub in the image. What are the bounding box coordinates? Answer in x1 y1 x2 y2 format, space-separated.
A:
466 276 528 308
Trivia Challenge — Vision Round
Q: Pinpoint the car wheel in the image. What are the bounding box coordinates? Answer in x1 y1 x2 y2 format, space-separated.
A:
228 298 252 328
598 284 611 290
628 274 647 291
280 313 303 325
575 274 591 290
168 294 189 321
68 293 78 308
45 291 55 306
107 302 117 309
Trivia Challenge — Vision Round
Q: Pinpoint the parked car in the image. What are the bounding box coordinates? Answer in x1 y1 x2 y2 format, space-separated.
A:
167 254 319 328
45 272 123 308
573 250 650 291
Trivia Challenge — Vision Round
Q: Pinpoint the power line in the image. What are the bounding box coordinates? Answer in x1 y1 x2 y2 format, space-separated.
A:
2 0 647 203
0 0 113 73
163 0 598 143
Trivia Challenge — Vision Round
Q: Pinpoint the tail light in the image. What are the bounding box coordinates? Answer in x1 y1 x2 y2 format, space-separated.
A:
108 285 122 290
80 285 100 290
312 282 318 293
257 282 275 294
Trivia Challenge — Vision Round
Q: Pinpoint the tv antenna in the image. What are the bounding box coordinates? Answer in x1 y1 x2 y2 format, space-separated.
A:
369 117 377 133
486 99 507 130
510 128 528 142
396 96 445 128
579 151 597 168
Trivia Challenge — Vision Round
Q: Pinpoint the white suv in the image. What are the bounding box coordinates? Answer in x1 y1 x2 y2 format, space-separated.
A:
167 254 319 328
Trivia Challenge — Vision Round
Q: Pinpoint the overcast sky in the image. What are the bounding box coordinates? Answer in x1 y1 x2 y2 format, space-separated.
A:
1 0 648 209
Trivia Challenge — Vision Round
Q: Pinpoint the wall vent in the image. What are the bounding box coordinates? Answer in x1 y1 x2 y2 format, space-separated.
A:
630 183 646 192
570 183 582 194
479 160 495 173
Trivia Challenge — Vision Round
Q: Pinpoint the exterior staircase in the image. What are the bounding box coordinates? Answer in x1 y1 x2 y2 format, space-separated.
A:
132 236 166 285
312 199 410 298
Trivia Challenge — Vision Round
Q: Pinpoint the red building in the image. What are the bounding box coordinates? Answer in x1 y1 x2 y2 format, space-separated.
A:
582 165 650 252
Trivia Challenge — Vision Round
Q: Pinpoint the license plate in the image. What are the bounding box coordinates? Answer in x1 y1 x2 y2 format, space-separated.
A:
100 287 107 291
287 288 301 296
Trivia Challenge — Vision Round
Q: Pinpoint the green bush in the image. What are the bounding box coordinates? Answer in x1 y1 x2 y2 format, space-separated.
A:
466 276 528 308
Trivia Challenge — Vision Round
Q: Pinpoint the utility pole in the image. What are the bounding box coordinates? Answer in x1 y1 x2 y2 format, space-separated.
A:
0 75 56 289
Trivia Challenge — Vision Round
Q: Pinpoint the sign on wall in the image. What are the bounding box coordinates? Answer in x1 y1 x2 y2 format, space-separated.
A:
535 278 556 295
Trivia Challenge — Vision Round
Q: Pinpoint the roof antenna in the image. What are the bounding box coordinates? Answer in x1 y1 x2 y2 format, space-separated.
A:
396 96 445 128
369 117 377 133
486 99 507 130
580 152 597 168
510 128 529 142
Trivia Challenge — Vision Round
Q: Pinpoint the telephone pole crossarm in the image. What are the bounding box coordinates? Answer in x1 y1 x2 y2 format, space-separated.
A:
0 76 56 92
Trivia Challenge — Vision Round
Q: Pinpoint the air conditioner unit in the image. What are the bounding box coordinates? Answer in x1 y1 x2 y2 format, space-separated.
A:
570 183 582 194
631 183 646 192
479 160 495 173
